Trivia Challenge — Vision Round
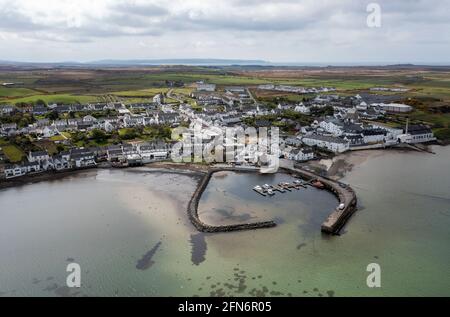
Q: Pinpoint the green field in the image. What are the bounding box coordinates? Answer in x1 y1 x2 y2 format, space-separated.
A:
111 88 170 97
1 144 25 162
0 87 40 98
49 135 66 142
0 65 449 140
1 94 101 105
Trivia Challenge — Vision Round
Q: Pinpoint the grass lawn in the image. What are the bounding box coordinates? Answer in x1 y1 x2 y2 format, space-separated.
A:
434 128 450 141
111 88 170 97
49 135 66 142
0 87 40 98
0 138 8 146
393 110 450 128
35 140 58 155
118 128 134 137
2 144 25 162
1 94 101 105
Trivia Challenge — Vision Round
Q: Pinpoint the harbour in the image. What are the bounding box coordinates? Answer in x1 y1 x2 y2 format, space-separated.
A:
0 147 449 296
253 180 314 197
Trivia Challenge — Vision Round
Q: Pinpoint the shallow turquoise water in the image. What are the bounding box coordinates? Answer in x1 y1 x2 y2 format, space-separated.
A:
0 146 449 297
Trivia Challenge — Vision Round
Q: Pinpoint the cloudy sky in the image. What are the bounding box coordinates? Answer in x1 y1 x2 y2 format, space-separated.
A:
0 0 449 64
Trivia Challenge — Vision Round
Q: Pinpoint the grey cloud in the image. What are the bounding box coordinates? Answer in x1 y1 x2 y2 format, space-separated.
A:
113 2 169 17
0 0 448 63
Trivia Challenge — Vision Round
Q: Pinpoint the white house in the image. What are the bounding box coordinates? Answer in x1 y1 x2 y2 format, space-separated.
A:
0 105 15 116
83 115 97 123
302 135 350 153
137 142 169 162
153 94 164 104
70 148 96 168
196 83 216 92
284 147 315 162
361 129 387 144
4 165 27 179
22 161 41 173
319 119 344 136
28 151 50 163
123 115 145 127
294 103 311 114
42 126 58 138
52 154 72 170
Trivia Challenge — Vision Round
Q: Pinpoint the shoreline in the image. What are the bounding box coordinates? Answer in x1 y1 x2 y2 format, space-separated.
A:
1 144 445 190
0 162 209 191
305 145 445 181
0 168 97 191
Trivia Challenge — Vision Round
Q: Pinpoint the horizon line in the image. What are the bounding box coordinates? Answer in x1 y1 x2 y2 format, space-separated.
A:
1 58 450 67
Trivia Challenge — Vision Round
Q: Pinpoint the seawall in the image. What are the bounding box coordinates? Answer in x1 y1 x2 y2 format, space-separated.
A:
280 163 357 234
187 165 357 235
187 168 277 233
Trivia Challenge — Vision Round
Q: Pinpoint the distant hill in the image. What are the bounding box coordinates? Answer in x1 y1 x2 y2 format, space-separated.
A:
0 59 449 69
88 58 271 66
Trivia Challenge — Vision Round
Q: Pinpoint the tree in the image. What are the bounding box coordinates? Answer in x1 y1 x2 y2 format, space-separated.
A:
90 129 108 142
36 99 47 106
45 110 59 121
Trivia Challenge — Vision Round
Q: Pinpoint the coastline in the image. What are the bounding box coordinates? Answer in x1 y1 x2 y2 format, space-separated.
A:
0 162 209 191
1 144 446 190
306 145 445 181
0 168 98 191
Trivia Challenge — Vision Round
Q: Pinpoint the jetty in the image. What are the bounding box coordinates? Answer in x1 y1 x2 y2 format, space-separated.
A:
280 159 357 235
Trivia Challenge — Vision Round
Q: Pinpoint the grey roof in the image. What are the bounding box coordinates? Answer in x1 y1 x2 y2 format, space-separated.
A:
70 148 93 156
303 134 348 144
29 151 48 157
362 129 387 136
407 125 432 135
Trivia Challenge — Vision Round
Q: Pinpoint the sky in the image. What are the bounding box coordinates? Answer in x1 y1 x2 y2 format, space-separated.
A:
0 0 449 64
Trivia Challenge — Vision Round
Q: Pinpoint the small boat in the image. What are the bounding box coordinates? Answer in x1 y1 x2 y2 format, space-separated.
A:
262 184 271 190
253 186 266 196
267 189 275 196
293 179 307 188
312 180 325 189
338 203 345 210
279 183 292 191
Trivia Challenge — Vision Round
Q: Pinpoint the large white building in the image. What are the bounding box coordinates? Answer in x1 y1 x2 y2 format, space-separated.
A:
302 135 350 153
373 103 413 113
319 119 344 136
196 83 216 92
398 125 436 144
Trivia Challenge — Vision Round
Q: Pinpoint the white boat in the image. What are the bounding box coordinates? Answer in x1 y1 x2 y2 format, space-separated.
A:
267 189 275 196
262 184 271 189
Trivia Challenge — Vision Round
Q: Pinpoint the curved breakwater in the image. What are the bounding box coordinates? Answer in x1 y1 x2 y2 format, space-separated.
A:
187 168 277 233
188 166 357 235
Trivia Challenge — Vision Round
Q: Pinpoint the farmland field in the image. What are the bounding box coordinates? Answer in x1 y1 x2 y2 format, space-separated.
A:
2 93 101 105
0 65 449 140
